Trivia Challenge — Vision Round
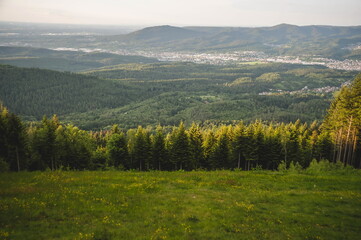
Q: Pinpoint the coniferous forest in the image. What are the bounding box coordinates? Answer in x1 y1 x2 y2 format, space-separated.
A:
1 74 360 172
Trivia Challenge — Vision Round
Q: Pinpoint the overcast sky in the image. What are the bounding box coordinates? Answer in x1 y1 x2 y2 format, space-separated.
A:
0 0 360 27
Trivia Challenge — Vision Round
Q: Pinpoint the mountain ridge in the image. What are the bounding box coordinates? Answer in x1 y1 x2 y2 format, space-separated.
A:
108 24 361 58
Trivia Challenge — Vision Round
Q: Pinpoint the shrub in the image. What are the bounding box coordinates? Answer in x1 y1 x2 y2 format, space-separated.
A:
305 159 358 175
251 165 263 171
277 160 287 172
0 158 9 172
288 161 302 174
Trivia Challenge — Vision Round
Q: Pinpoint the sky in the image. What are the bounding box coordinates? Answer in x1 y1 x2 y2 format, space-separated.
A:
0 0 360 27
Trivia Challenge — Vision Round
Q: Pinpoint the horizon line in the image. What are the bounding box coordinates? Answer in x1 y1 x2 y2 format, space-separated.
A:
1 20 360 29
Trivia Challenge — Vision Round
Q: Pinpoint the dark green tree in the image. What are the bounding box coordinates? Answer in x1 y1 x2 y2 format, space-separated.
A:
0 105 27 171
212 126 231 169
202 129 217 169
106 132 128 169
169 122 190 170
28 115 59 170
132 126 151 171
187 123 204 169
151 126 167 170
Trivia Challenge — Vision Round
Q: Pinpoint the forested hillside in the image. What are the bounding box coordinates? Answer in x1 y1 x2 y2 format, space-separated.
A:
0 63 356 129
0 73 360 172
0 65 148 119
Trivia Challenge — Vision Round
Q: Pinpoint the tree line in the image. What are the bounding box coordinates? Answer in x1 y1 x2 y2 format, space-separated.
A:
1 74 360 171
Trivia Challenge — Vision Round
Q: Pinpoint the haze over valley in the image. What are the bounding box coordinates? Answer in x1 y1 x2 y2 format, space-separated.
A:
1 22 361 71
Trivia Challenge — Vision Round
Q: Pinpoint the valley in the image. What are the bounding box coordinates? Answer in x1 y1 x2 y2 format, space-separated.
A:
1 22 360 129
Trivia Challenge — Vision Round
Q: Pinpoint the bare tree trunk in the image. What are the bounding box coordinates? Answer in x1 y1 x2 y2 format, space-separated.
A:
343 117 353 165
346 129 355 166
351 133 357 167
337 128 343 163
333 129 341 162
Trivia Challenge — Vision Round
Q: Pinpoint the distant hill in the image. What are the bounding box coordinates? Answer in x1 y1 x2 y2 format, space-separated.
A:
0 46 159 72
110 24 361 59
124 25 201 42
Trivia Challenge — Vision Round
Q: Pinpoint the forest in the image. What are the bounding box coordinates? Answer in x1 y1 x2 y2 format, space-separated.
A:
0 61 357 129
1 73 360 171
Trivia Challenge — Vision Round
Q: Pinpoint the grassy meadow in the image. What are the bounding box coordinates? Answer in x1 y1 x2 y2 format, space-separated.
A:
0 170 361 240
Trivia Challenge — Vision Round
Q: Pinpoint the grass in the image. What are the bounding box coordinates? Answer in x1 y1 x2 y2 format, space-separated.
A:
0 170 360 239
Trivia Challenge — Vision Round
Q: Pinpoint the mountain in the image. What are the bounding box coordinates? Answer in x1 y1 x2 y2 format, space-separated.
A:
109 24 361 58
109 25 203 49
124 25 201 42
1 23 360 59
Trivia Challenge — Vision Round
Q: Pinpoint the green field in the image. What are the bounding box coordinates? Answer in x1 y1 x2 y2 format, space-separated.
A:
1 171 360 239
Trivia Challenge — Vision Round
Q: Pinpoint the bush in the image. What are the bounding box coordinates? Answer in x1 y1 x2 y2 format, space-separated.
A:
288 161 302 174
0 158 9 172
251 165 263 171
90 147 107 170
305 159 357 175
277 160 287 172
277 160 302 174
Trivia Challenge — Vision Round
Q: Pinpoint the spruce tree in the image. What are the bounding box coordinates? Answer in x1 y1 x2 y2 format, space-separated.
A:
151 126 167 170
169 122 190 170
187 123 204 170
107 132 128 169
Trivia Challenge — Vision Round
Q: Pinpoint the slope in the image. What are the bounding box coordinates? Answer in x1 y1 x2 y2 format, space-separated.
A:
0 64 152 120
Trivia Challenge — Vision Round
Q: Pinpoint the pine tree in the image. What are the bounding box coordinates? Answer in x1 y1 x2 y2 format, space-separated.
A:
106 132 128 169
0 105 27 171
262 125 283 169
132 126 151 171
187 123 204 170
27 116 58 170
243 123 258 170
151 125 167 170
202 129 217 170
62 125 94 170
232 121 246 169
169 122 190 170
322 74 361 167
212 126 231 169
